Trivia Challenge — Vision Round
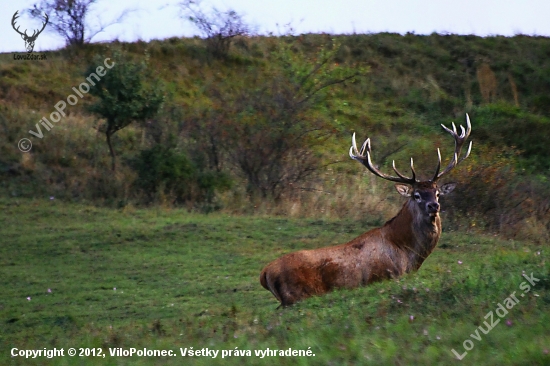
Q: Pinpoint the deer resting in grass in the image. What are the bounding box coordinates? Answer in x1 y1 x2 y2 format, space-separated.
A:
260 115 473 307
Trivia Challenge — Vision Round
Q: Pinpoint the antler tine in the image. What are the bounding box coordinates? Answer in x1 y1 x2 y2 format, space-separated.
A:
391 157 416 181
359 138 369 155
392 161 407 180
459 140 473 164
12 10 20 24
440 123 455 136
431 148 441 181
36 13 48 36
351 132 359 155
410 157 417 179
350 133 417 184
432 114 473 182
11 11 26 36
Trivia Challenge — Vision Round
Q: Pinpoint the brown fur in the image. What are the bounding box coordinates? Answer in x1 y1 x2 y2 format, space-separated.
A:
260 182 446 306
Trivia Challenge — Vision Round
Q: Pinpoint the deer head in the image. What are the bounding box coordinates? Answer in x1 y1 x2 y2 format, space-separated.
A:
12 10 49 53
350 114 472 221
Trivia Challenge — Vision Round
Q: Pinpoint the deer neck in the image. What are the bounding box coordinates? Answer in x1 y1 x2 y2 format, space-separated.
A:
383 200 441 271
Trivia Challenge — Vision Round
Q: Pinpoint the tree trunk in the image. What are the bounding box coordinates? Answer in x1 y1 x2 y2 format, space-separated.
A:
106 132 116 172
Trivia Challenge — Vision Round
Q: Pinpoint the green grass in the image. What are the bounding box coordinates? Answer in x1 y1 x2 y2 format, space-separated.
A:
1 197 549 365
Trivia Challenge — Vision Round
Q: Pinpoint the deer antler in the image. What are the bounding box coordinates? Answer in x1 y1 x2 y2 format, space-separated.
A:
11 11 48 40
11 11 27 37
33 12 49 39
349 133 418 184
431 114 473 182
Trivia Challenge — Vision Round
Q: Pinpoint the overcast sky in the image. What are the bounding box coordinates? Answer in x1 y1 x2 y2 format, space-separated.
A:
2 0 550 53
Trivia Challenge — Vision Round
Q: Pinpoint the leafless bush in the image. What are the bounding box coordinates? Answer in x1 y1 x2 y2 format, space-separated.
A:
29 0 131 46
188 40 363 200
179 0 253 58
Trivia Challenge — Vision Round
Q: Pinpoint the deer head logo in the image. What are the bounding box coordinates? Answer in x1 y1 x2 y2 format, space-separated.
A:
12 10 48 53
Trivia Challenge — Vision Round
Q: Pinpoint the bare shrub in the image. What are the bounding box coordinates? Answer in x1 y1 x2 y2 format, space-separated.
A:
29 0 132 46
191 39 364 200
179 0 253 58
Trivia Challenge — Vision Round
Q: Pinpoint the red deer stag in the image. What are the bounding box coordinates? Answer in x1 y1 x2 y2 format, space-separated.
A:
260 115 472 307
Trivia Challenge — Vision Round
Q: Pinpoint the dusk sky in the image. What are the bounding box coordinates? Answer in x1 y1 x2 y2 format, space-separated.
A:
2 0 550 53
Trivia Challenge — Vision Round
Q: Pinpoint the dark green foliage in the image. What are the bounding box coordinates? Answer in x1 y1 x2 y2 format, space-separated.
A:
134 144 196 200
473 103 550 173
134 143 232 210
196 170 232 205
87 56 164 129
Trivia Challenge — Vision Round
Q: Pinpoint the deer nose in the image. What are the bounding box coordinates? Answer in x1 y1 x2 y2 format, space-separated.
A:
427 202 440 213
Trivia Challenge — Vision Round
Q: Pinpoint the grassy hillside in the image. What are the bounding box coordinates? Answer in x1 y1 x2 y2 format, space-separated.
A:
1 198 549 365
1 33 549 243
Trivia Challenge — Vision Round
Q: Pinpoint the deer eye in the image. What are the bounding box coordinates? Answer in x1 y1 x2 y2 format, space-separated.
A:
413 193 421 200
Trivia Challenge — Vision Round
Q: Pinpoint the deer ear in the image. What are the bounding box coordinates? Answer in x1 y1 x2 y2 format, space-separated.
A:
394 184 412 197
439 182 457 196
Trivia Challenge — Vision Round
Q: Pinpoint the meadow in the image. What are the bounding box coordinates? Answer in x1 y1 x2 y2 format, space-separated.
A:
1 197 549 365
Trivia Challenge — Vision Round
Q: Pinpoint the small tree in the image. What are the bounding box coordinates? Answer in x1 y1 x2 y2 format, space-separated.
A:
179 0 252 58
87 54 164 171
29 0 131 46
